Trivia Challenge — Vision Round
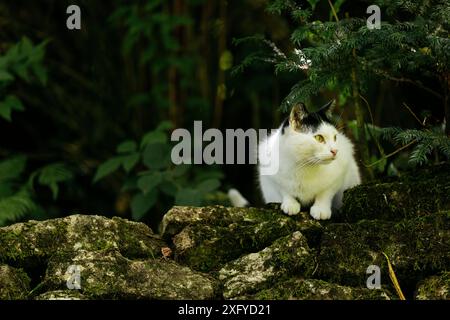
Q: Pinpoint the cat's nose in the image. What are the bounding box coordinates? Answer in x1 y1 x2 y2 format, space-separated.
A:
330 149 338 156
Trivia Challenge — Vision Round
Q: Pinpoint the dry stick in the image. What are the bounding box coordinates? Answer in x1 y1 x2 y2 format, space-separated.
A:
359 94 386 161
328 0 340 23
382 252 406 300
364 140 417 168
402 102 425 127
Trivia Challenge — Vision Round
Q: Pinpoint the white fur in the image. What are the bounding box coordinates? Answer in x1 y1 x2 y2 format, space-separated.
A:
258 122 361 220
228 188 249 207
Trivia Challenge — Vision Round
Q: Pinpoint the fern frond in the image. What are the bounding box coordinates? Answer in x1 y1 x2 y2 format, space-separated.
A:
0 192 40 226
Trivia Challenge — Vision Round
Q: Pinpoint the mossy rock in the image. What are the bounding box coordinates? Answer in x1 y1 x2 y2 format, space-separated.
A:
41 249 216 300
165 206 321 272
219 231 315 299
0 214 166 269
317 212 450 297
161 205 321 240
242 278 393 300
338 163 450 222
34 290 86 300
0 264 31 300
415 272 450 300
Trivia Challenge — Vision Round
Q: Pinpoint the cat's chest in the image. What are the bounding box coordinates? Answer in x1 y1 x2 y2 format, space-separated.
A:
277 165 339 199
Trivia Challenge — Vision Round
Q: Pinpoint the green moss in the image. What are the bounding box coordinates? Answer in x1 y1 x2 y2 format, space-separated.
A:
173 215 318 272
317 213 450 297
219 232 315 299
338 163 450 222
246 278 392 300
42 249 215 300
0 265 31 300
415 272 450 300
113 216 165 259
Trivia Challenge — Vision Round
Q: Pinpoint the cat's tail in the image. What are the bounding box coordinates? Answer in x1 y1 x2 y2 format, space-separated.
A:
227 188 249 207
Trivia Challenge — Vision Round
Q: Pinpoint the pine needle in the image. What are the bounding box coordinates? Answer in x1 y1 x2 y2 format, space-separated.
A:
382 252 406 300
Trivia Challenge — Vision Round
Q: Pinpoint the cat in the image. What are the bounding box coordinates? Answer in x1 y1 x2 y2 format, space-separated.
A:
257 100 361 220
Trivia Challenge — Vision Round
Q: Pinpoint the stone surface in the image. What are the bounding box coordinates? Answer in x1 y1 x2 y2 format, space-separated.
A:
241 278 392 300
0 164 448 300
338 163 450 222
41 249 216 300
168 206 321 272
219 231 315 299
317 212 450 295
415 272 450 300
0 214 166 269
0 264 31 300
35 290 86 300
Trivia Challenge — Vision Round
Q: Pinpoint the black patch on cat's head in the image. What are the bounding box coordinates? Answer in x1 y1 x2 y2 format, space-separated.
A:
282 100 335 134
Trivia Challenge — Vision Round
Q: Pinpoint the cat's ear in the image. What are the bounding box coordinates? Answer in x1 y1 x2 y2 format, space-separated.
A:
289 103 308 130
317 100 335 119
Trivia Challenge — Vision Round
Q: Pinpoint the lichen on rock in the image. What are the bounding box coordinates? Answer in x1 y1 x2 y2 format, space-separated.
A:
167 206 321 272
219 231 315 299
35 290 86 300
0 264 31 300
241 278 392 300
415 272 450 300
0 214 166 269
317 212 450 295
0 164 449 300
338 163 450 222
41 249 216 300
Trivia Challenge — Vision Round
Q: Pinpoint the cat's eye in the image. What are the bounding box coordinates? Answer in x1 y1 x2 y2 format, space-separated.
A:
314 135 325 143
334 135 337 141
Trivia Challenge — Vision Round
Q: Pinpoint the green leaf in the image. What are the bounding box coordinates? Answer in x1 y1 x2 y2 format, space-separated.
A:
142 143 172 169
172 164 190 177
122 153 140 172
0 182 14 198
36 163 73 200
121 177 138 192
0 96 25 122
117 140 137 153
140 131 167 149
159 180 178 197
0 70 14 82
0 156 27 181
0 193 40 226
156 121 174 132
175 188 202 206
131 189 158 220
93 157 123 183
137 171 162 194
197 179 221 194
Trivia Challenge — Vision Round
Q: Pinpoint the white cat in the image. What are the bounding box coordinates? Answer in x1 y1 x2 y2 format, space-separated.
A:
257 101 361 220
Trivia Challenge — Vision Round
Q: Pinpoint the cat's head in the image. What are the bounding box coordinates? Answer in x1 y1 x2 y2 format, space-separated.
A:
281 100 339 164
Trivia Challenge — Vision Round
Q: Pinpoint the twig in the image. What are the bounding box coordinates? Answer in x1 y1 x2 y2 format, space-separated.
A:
364 140 417 168
402 102 425 127
327 0 339 23
382 252 406 300
373 69 443 100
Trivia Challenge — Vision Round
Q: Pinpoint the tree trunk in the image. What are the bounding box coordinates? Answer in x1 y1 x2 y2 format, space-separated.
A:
212 0 227 128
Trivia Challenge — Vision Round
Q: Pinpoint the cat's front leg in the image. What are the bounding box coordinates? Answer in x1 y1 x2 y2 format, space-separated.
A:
310 191 334 220
281 194 301 216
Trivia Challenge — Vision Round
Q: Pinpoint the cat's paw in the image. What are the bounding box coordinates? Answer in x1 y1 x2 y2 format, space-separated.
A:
310 204 332 220
281 198 301 216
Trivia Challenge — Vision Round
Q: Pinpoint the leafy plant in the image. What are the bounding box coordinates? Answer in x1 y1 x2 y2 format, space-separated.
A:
0 37 47 121
234 0 449 176
0 156 73 226
382 126 450 166
0 36 74 226
94 121 223 221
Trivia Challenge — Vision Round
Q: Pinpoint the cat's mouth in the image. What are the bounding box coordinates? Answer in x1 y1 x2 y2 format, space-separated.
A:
318 157 335 164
